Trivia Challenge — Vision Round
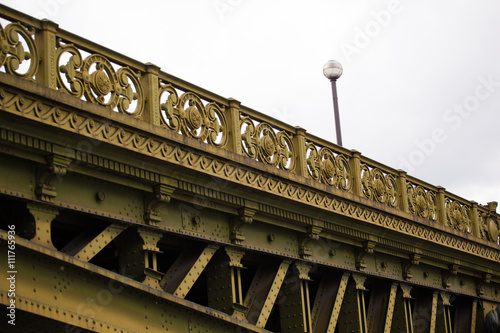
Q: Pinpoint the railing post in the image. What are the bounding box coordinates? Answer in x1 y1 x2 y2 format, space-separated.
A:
397 170 409 213
436 186 447 225
227 98 242 154
293 126 307 177
350 150 362 196
142 63 161 125
35 20 58 89
469 201 480 238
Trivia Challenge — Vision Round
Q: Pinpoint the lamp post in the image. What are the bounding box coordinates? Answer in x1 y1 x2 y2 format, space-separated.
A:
323 60 343 146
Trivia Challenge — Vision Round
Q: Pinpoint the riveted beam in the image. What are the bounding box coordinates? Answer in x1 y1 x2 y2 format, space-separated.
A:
161 243 220 298
390 283 414 333
311 271 350 333
62 223 127 262
0 230 268 333
336 273 368 333
206 246 246 318
244 259 291 328
279 261 313 332
365 281 397 333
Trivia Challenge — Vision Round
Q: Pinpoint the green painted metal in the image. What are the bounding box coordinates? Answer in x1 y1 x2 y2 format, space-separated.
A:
0 3 498 332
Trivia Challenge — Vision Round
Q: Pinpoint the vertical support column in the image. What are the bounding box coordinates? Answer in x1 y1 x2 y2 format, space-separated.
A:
470 201 480 237
142 63 161 125
137 227 163 289
244 259 291 328
435 292 453 333
293 126 308 178
26 202 58 250
227 98 243 154
206 247 245 318
279 261 313 333
398 170 409 213
349 150 362 196
436 186 447 225
390 283 414 333
35 20 58 89
337 273 368 333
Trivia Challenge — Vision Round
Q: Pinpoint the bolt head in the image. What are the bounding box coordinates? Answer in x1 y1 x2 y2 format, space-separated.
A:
323 60 343 80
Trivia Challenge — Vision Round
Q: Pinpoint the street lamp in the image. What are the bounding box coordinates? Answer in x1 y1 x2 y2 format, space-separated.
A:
323 60 343 146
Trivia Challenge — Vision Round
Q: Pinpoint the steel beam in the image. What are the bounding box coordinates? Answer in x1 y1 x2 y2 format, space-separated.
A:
160 243 219 298
61 223 127 262
206 246 245 316
336 273 368 333
311 271 350 333
279 261 313 332
390 283 414 333
244 259 291 328
365 281 397 333
0 230 269 333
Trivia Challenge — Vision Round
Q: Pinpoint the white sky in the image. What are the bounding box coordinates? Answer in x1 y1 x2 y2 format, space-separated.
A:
3 0 500 206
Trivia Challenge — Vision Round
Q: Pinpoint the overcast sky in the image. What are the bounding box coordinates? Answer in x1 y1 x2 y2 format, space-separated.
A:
3 0 500 206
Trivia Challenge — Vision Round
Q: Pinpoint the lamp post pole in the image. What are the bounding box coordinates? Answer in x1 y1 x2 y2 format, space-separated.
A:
323 60 343 146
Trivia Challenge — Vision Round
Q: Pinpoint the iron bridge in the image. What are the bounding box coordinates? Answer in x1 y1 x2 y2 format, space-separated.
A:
0 4 499 333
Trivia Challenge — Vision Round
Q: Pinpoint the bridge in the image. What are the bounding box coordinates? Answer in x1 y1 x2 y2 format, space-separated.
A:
0 4 499 332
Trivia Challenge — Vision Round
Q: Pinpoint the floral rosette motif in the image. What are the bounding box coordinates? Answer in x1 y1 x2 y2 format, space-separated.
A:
57 40 143 116
159 83 227 147
240 117 294 170
305 143 351 191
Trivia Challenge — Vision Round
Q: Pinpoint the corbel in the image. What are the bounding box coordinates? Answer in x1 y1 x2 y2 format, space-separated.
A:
399 283 413 299
352 272 368 291
36 154 70 202
299 225 322 259
143 184 175 226
442 263 459 289
230 207 256 245
402 252 421 280
440 291 452 306
294 260 313 281
355 238 377 271
476 273 492 296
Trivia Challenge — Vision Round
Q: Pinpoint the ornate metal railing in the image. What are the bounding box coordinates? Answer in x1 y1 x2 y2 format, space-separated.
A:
0 4 498 245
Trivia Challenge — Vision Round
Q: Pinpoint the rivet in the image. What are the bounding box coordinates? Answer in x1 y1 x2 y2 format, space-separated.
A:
96 191 106 201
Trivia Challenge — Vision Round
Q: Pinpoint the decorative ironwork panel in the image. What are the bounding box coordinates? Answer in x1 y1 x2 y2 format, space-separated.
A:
240 115 295 170
407 182 438 221
445 197 472 233
159 81 228 147
0 21 38 79
305 141 352 191
360 163 398 208
56 40 144 117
